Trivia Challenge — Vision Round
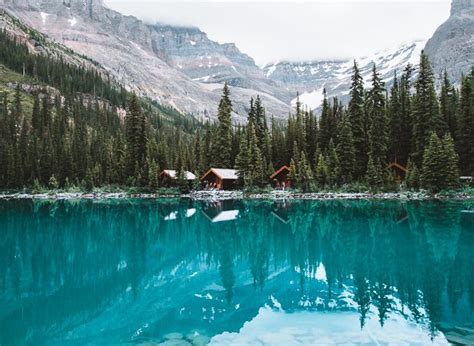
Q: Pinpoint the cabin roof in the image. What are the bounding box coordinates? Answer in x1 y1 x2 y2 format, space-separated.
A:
387 162 408 173
201 168 238 180
271 165 290 179
161 170 196 180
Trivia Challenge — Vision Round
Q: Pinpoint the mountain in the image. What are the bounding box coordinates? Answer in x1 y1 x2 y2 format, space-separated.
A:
424 0 474 84
1 0 292 122
1 0 471 116
263 40 426 110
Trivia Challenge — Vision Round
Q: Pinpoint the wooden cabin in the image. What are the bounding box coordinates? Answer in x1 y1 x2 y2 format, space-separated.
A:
160 170 196 187
271 165 291 189
387 162 408 182
201 168 238 190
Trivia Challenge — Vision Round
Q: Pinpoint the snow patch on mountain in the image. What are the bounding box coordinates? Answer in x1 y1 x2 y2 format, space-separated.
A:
40 12 49 25
264 63 278 77
265 40 427 110
291 88 325 110
68 17 77 27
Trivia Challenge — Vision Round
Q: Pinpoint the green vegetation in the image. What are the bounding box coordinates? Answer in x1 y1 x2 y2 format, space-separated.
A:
231 53 473 194
0 26 473 195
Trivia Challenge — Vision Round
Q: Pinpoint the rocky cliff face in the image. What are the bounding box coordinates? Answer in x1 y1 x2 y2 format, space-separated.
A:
1 0 291 121
424 0 474 84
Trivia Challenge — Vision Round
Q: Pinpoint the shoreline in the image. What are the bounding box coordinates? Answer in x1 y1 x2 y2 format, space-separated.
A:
0 190 472 201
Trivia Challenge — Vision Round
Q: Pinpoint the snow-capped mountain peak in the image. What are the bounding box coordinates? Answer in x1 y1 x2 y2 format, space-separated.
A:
266 40 427 110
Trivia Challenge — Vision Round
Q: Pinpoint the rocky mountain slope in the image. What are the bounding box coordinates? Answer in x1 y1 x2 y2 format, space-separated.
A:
0 0 471 116
425 0 474 84
0 0 291 122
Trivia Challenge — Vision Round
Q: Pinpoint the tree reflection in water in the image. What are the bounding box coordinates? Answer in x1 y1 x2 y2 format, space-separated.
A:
0 199 472 344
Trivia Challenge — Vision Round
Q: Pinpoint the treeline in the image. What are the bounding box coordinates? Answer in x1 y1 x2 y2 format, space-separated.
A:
0 28 128 107
0 28 202 191
203 54 474 192
0 85 199 190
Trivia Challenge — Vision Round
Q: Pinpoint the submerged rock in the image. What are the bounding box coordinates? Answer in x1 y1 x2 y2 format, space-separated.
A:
164 333 184 340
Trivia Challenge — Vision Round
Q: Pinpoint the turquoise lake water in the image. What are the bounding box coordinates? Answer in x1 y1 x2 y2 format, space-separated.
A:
0 199 473 345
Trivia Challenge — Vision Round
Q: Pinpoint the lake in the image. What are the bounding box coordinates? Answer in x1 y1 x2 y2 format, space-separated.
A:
0 199 473 345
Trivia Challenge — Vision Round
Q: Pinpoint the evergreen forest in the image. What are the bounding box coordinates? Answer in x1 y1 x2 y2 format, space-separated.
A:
1 28 473 193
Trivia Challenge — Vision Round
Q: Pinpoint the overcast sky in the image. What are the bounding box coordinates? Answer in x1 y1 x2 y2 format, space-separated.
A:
103 0 451 65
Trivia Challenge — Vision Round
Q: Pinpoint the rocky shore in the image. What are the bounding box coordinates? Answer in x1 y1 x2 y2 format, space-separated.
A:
0 190 472 201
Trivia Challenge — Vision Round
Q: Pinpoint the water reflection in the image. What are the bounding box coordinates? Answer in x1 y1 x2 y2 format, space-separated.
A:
0 199 473 345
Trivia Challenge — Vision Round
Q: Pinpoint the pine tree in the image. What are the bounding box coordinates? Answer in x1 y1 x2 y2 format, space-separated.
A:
326 139 339 187
29 92 41 134
440 71 458 140
83 168 94 192
336 114 356 184
48 175 59 190
399 64 414 165
366 154 383 189
318 89 332 152
248 123 265 187
456 71 474 175
421 132 445 192
235 129 250 186
348 60 367 178
367 64 388 175
254 95 266 151
125 93 147 179
72 108 88 181
288 158 298 189
412 52 445 165
315 153 327 188
388 72 403 163
175 153 188 192
214 83 233 168
406 159 420 190
148 159 159 191
0 92 8 187
18 116 31 185
442 134 460 190
288 141 300 188
298 151 314 192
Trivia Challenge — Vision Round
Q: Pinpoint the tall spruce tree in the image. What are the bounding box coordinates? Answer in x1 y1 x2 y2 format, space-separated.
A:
315 153 328 188
406 159 420 190
235 128 250 186
388 73 403 163
440 71 458 140
125 93 147 180
457 70 474 175
442 134 460 190
366 154 383 189
399 64 414 165
318 89 332 152
348 60 367 178
214 83 233 168
336 114 356 184
421 132 446 192
367 64 388 173
326 139 339 187
412 52 445 165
